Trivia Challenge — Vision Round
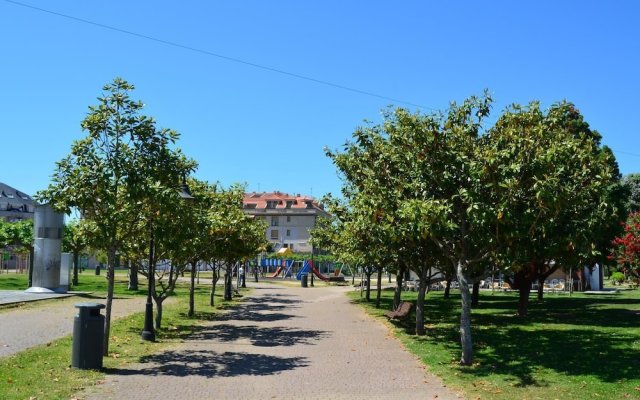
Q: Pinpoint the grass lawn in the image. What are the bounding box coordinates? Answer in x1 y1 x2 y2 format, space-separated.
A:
350 288 640 400
0 274 243 400
0 270 145 295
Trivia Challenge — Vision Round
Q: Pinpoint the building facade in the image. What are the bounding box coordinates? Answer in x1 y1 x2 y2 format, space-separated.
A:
0 182 35 222
242 192 329 253
0 182 35 271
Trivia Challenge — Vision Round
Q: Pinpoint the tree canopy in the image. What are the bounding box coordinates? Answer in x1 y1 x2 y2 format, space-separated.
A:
322 94 624 365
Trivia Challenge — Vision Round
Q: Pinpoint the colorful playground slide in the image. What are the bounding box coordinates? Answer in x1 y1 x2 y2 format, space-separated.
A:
311 265 330 281
296 260 330 281
269 266 283 278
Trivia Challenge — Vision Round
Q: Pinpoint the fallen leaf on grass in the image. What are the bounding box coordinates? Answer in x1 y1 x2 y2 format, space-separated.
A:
7 378 13 384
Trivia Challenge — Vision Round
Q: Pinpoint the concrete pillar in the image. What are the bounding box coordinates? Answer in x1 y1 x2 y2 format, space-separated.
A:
26 204 65 293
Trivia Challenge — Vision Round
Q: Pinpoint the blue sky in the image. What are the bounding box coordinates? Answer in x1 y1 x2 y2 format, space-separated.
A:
2 1 639 199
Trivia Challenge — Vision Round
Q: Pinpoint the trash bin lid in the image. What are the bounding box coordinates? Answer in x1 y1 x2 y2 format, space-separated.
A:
74 302 106 309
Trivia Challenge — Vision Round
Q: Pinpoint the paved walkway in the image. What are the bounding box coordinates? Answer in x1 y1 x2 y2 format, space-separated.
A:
0 290 75 305
85 282 460 400
0 295 148 357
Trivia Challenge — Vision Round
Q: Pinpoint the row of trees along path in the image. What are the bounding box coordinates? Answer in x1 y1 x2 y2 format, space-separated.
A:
312 94 625 365
38 78 267 356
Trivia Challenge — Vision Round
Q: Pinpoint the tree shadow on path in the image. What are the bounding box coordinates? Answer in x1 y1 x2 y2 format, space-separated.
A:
107 350 309 378
190 324 329 347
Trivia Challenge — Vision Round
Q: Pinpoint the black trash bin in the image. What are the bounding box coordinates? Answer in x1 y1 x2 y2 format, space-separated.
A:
301 273 308 288
72 303 106 369
95 264 101 275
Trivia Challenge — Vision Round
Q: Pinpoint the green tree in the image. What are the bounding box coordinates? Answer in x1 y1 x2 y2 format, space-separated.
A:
485 102 624 315
202 185 267 302
63 219 89 286
384 97 497 366
622 174 640 213
326 95 497 364
181 178 219 317
3 220 34 286
38 78 191 355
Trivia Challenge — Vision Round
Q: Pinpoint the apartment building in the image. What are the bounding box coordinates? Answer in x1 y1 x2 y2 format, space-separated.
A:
0 182 35 271
242 192 329 253
0 182 35 222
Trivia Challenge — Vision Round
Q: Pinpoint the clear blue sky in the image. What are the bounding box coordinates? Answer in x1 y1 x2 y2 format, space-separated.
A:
2 0 639 199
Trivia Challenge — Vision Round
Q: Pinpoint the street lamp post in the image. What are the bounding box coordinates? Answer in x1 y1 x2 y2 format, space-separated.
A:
141 177 193 341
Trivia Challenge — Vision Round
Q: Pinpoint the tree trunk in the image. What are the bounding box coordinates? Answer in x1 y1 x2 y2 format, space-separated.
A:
511 269 531 317
365 271 372 301
444 278 452 298
416 271 429 336
188 260 196 317
457 261 473 366
518 284 532 317
155 299 163 329
537 276 544 300
375 267 383 308
471 281 480 307
210 268 218 306
128 259 139 291
224 268 232 301
72 250 79 286
254 264 259 282
103 247 117 356
394 266 404 310
167 264 175 296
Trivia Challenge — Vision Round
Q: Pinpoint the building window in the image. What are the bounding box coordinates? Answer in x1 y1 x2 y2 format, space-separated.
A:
271 216 279 226
289 243 294 251
286 216 291 222
286 229 291 237
270 230 279 239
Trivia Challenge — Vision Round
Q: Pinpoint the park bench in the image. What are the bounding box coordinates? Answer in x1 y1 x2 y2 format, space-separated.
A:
384 301 413 321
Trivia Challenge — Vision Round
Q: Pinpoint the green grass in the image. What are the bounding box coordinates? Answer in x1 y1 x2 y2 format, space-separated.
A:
0 273 30 291
350 288 640 400
0 270 145 296
0 279 244 400
0 271 147 313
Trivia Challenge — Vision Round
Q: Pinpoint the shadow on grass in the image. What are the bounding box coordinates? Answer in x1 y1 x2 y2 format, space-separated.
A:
415 324 640 387
362 290 640 387
106 350 308 377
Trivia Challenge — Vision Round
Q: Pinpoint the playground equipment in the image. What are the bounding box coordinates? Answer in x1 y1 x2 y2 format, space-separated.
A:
269 266 283 278
296 259 330 282
262 257 345 282
263 258 294 278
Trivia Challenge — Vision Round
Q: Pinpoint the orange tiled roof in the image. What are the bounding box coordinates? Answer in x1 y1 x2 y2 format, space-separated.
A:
243 192 323 210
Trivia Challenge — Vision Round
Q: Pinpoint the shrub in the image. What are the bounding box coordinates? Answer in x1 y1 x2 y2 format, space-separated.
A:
610 271 625 285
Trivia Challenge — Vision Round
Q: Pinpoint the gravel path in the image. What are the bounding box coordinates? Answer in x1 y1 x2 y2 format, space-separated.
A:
84 283 461 400
0 296 148 357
